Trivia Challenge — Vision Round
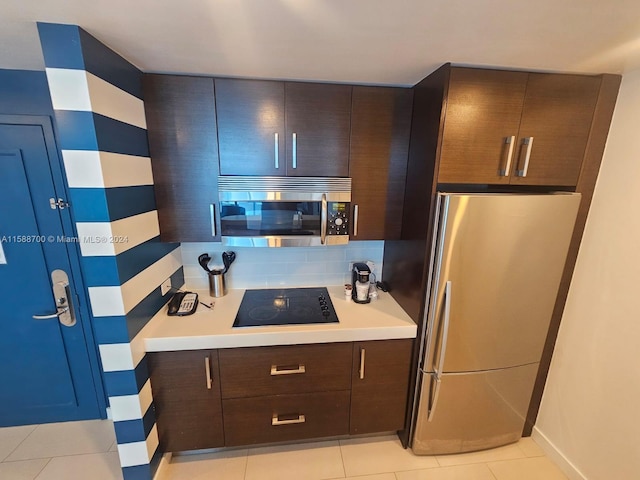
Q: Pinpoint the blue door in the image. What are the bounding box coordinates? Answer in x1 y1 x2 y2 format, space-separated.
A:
0 118 103 425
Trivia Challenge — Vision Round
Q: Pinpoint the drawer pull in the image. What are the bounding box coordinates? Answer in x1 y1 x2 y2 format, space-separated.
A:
205 356 213 390
359 348 366 380
272 414 306 426
270 364 306 376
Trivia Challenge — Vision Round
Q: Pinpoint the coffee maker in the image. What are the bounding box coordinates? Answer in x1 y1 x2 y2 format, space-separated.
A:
352 262 371 304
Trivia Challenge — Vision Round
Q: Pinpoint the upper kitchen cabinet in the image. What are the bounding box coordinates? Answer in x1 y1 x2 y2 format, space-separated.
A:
438 68 528 185
216 79 285 176
216 79 351 176
350 86 413 240
143 74 220 242
437 66 601 186
284 82 352 177
510 73 601 186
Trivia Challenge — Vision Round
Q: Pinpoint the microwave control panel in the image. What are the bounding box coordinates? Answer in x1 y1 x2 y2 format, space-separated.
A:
327 202 350 235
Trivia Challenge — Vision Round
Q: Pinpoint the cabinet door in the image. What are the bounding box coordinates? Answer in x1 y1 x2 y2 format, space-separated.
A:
350 86 413 240
143 75 220 242
148 350 224 452
350 339 413 435
216 78 285 175
285 82 352 177
510 74 601 186
438 68 528 184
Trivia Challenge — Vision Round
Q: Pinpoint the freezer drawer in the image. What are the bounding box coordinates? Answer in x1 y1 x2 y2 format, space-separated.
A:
412 363 538 455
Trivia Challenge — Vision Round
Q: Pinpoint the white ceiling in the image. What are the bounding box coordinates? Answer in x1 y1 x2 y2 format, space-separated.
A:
2 0 640 85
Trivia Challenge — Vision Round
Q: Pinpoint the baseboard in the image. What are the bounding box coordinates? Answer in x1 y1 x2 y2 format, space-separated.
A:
152 452 172 480
531 427 588 480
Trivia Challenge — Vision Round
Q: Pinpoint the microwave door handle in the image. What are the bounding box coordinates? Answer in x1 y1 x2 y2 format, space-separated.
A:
321 193 327 245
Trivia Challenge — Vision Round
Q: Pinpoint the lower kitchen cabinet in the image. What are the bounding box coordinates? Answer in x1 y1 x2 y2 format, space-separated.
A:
148 339 414 452
147 350 224 452
350 339 414 435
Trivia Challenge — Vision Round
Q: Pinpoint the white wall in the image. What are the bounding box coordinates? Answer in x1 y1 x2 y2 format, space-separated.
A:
534 67 640 480
180 241 385 290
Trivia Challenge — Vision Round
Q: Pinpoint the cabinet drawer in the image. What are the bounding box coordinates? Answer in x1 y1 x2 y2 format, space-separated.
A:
223 390 350 446
218 343 352 398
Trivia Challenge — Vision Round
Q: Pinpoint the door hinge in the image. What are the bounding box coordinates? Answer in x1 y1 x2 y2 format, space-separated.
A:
49 198 69 210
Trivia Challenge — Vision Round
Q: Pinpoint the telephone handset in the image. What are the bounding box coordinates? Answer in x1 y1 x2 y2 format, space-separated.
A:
167 292 199 316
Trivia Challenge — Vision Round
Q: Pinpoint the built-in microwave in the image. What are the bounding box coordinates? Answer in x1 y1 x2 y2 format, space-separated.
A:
218 176 351 247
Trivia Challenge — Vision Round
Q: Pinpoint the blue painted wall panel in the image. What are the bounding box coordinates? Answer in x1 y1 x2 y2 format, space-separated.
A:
80 256 121 286
103 357 149 396
121 448 163 480
0 70 54 116
55 110 99 150
68 188 110 222
37 23 85 70
78 28 143 99
113 405 155 444
92 316 130 344
93 113 149 157
105 185 157 221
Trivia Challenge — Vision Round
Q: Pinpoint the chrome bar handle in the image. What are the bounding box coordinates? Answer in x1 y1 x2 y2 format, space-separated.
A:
427 375 442 422
210 204 216 237
205 356 212 390
272 414 305 426
32 269 76 327
270 365 306 376
435 280 452 378
292 133 297 169
359 347 366 380
499 136 516 176
353 204 359 237
516 137 534 177
274 133 279 169
320 193 327 245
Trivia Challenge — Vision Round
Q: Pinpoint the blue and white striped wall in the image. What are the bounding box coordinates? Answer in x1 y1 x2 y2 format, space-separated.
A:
38 23 183 480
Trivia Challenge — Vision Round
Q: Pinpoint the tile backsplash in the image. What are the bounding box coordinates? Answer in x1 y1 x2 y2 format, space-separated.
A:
180 241 385 290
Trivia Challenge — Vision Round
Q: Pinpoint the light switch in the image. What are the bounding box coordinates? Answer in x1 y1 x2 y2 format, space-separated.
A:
0 242 6 264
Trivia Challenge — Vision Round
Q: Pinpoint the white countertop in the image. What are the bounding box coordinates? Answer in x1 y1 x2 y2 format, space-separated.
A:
141 285 417 351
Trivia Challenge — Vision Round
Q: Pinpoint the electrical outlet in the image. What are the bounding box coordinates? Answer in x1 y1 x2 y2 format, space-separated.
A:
161 277 172 296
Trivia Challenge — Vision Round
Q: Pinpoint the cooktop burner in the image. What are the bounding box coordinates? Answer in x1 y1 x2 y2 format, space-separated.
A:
233 287 339 327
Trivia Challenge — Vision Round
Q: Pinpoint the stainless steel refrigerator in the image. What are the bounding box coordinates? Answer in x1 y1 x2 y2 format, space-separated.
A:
411 192 581 455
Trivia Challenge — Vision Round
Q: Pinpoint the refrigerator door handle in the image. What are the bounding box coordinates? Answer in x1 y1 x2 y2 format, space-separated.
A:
427 374 442 422
434 280 452 377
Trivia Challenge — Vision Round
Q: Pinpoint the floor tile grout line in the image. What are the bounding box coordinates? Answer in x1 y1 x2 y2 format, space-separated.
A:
5 449 120 463
484 461 500 480
242 447 249 480
1 424 40 463
337 440 347 479
32 457 53 480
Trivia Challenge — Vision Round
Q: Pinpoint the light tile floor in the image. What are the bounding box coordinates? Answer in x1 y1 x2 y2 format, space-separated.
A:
0 420 568 480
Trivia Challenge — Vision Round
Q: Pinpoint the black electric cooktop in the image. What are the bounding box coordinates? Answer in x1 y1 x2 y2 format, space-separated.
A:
233 287 339 328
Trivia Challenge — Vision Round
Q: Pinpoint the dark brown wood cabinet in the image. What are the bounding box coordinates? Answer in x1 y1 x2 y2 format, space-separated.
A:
350 339 413 435
349 86 413 240
216 78 285 176
216 78 351 177
284 82 352 177
218 343 352 399
143 74 221 242
148 339 414 452
438 67 601 186
148 350 224 452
